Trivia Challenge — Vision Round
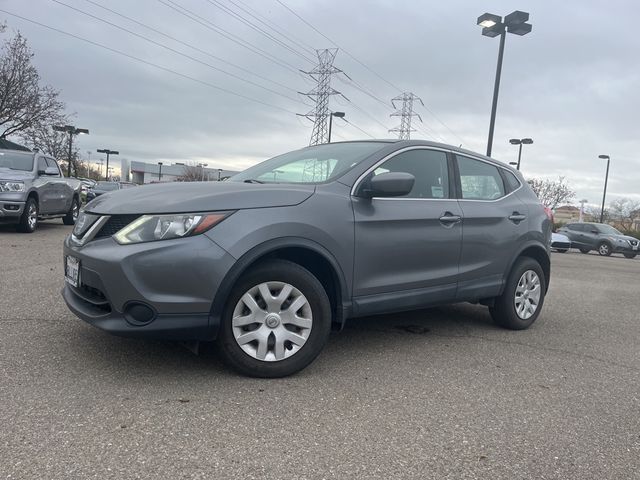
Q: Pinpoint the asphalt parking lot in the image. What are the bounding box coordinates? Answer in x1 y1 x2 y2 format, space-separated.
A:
1 222 639 479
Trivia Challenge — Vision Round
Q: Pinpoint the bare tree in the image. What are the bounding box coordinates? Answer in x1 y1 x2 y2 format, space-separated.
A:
608 198 640 231
527 176 576 209
177 163 207 182
0 31 65 138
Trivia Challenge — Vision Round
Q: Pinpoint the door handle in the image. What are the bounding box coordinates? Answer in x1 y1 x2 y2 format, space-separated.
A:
508 212 527 223
439 212 462 225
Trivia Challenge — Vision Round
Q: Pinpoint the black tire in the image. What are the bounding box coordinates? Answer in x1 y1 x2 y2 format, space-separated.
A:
490 257 546 330
63 197 80 225
16 197 38 233
555 249 568 253
579 248 590 254
597 241 612 256
623 253 637 259
216 259 332 378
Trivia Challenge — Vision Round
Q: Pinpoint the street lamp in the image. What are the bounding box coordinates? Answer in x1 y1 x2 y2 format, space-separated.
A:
97 149 119 181
477 11 532 157
598 155 611 223
53 125 89 177
217 168 223 181
508 138 533 170
328 111 345 143
157 162 163 181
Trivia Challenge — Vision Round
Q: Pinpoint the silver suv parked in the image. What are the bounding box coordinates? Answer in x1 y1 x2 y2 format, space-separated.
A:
62 140 552 377
0 149 82 232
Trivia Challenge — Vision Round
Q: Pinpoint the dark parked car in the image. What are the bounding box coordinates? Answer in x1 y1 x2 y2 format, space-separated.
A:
62 140 552 377
85 181 121 201
558 222 639 258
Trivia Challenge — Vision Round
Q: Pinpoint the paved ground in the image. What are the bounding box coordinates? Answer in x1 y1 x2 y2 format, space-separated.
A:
1 221 639 479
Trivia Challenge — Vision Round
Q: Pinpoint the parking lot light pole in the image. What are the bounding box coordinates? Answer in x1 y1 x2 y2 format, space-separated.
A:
53 125 89 177
217 168 222 181
598 155 611 223
328 112 345 143
509 138 533 170
158 162 163 181
97 149 119 181
477 11 532 157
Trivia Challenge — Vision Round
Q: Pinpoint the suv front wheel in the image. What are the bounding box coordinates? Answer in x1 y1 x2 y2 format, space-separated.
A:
216 259 332 378
490 257 546 330
16 197 39 233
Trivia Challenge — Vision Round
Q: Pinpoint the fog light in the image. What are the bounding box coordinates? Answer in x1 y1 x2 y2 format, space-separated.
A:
5 204 19 211
123 302 156 326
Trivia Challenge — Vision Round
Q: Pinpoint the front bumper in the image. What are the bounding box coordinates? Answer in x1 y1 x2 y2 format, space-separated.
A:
0 200 25 221
611 242 639 254
62 233 236 340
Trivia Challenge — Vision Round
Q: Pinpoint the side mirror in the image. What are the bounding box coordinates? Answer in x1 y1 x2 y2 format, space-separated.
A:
591 229 599 234
358 172 415 198
41 166 59 176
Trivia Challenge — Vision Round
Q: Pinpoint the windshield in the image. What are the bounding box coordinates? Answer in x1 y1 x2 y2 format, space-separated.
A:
597 224 623 235
96 182 119 191
0 151 34 171
230 142 386 184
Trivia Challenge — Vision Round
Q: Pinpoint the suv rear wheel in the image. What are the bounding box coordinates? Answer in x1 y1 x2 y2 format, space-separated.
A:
16 197 38 233
216 259 331 378
490 257 546 330
579 248 590 254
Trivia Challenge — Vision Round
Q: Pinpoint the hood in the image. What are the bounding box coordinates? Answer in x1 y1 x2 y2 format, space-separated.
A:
0 168 33 181
85 181 316 215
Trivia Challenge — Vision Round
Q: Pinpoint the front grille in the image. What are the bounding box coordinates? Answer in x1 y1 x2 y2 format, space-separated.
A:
94 214 141 238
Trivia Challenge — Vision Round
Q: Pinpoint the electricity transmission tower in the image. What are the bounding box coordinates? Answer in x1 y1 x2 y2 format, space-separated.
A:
299 48 346 147
389 92 424 140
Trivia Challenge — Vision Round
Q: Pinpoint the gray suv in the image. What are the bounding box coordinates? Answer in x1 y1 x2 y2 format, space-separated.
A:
558 222 639 258
62 140 551 377
0 149 82 232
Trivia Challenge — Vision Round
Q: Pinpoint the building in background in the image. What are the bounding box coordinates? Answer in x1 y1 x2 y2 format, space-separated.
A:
120 158 131 182
130 161 238 184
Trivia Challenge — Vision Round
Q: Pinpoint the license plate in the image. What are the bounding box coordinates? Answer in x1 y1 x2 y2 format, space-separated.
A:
65 256 80 287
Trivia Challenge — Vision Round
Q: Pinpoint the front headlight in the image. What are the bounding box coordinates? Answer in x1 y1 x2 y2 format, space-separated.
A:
113 212 232 245
0 181 25 192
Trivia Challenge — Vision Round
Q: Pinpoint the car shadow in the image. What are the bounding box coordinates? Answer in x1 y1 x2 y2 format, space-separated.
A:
68 302 500 380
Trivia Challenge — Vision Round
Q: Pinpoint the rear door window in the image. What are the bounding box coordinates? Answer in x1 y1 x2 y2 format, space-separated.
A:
457 156 506 200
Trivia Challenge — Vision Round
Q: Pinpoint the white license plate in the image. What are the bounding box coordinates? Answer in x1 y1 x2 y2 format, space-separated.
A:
65 256 80 287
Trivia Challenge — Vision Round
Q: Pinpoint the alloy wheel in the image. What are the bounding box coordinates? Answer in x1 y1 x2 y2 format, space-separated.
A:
27 203 37 230
72 202 79 222
232 281 313 362
599 244 611 256
514 270 541 320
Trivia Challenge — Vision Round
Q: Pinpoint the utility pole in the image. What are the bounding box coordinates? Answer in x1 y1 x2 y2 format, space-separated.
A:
97 149 119 181
389 93 424 140
298 49 347 146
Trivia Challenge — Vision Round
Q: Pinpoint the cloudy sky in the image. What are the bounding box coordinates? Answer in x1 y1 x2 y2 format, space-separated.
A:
1 0 638 206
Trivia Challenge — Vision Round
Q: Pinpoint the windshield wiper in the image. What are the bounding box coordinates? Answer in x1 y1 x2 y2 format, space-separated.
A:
243 179 265 184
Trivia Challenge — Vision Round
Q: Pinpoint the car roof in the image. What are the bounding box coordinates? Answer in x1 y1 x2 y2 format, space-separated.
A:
325 139 515 171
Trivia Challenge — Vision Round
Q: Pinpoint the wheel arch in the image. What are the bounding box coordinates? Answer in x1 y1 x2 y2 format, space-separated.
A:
507 242 551 293
209 237 351 337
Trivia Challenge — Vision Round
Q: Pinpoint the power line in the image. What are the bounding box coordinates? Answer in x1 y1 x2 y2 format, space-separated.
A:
343 118 375 139
275 0 467 145
50 0 307 106
203 0 316 64
0 8 299 115
79 0 303 97
158 0 301 75
231 0 317 55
